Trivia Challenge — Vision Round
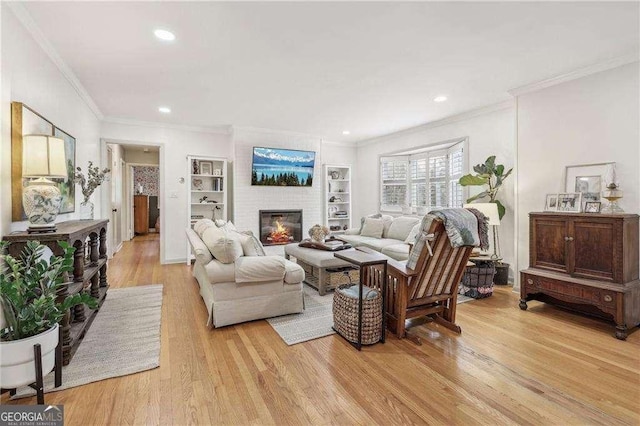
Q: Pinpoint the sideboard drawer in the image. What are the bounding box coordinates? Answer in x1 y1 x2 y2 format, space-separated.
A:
521 272 618 310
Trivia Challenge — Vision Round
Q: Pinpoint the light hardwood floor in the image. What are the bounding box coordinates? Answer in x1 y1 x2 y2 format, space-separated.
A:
3 233 639 425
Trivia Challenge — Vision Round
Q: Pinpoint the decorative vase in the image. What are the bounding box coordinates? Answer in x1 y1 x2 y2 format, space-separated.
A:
80 200 94 220
0 323 59 389
309 224 329 242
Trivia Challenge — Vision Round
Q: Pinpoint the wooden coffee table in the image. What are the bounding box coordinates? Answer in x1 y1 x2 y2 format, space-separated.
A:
284 243 356 295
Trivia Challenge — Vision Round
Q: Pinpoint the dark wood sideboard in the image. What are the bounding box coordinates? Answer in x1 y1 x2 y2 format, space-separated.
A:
520 212 639 339
3 220 109 364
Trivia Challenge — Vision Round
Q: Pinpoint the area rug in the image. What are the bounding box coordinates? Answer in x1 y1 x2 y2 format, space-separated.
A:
268 284 475 345
13 284 163 398
267 285 335 345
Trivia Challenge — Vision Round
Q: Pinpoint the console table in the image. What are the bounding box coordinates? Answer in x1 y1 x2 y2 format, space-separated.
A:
3 220 109 364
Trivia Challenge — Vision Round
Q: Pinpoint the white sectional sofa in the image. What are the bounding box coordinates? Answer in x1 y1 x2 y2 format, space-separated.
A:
339 215 422 261
186 219 305 327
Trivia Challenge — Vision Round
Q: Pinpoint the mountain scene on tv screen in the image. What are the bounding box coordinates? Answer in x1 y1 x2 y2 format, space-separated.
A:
252 147 315 187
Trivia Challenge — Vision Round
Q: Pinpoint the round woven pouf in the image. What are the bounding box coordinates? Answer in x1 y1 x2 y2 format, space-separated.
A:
332 284 382 345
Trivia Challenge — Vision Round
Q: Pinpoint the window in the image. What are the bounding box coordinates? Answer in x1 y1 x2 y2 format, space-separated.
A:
380 140 466 213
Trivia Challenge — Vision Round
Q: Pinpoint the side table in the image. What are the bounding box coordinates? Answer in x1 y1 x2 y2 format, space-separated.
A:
333 247 388 350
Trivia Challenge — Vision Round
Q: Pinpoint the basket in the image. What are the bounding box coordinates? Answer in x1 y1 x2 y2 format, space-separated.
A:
325 267 359 286
332 284 382 345
460 265 495 299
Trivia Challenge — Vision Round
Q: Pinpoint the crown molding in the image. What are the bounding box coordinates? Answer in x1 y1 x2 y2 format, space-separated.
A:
508 51 639 97
102 116 232 135
7 3 104 120
356 100 515 147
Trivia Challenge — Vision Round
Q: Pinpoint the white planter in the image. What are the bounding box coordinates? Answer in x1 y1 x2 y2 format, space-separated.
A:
0 323 59 389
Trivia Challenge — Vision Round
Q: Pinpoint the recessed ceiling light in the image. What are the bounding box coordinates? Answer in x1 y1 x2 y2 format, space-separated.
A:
342 130 351 135
158 106 171 113
154 29 175 41
433 96 448 103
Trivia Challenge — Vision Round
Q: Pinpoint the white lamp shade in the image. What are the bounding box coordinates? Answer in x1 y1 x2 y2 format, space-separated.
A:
464 202 500 226
22 135 67 178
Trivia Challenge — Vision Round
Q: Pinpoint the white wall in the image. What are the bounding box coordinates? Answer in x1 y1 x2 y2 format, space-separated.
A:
516 62 640 288
123 149 159 165
1 5 102 238
354 105 517 275
100 121 232 263
231 128 357 255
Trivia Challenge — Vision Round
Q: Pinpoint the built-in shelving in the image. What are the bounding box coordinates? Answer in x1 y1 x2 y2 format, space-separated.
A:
324 164 352 236
187 155 228 264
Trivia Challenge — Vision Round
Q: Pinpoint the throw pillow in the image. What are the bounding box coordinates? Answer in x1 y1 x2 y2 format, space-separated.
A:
360 217 384 238
193 219 215 238
201 226 243 264
359 213 381 233
404 222 422 244
379 215 394 238
387 216 420 241
237 231 266 256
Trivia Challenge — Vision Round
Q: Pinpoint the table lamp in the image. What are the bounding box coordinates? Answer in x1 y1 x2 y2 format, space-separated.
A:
464 202 500 259
22 135 67 233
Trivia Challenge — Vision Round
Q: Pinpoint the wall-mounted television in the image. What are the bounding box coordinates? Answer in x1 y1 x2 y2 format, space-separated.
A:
251 147 315 187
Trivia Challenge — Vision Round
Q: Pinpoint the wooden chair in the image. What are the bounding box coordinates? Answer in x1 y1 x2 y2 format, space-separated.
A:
369 217 474 343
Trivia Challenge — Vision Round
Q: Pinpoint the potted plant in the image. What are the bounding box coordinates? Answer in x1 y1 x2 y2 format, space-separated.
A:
459 156 513 285
0 240 97 389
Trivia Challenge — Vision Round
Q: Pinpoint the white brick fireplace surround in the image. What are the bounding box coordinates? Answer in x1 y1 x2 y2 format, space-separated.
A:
232 128 323 255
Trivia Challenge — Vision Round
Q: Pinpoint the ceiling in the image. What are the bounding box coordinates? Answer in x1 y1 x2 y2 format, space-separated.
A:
19 2 640 143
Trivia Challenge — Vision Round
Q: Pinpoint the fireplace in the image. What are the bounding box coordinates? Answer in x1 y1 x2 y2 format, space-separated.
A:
259 210 303 246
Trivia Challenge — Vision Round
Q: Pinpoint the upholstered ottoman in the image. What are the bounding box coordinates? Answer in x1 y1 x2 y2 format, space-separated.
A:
284 244 357 295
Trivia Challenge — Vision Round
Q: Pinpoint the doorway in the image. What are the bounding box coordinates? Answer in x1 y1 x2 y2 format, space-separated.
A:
102 140 162 260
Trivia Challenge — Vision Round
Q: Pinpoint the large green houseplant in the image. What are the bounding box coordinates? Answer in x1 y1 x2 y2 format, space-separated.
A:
459 156 513 285
459 155 513 220
0 240 97 388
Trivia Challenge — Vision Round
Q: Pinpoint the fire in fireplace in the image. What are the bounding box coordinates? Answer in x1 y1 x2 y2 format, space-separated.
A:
259 210 303 246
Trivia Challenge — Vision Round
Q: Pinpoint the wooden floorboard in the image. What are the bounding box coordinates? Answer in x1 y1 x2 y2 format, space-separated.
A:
3 233 639 425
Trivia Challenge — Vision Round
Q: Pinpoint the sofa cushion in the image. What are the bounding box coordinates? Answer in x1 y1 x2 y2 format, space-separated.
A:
202 226 243 264
283 259 305 284
381 243 411 261
211 279 300 302
361 217 384 238
239 232 266 256
204 260 236 284
193 219 216 238
387 216 421 241
405 222 422 244
234 256 286 283
216 220 238 231
359 238 403 252
186 228 214 264
380 215 395 238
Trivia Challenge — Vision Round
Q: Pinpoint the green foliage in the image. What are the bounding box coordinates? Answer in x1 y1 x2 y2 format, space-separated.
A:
459 156 513 220
74 161 110 203
251 171 313 187
0 240 98 341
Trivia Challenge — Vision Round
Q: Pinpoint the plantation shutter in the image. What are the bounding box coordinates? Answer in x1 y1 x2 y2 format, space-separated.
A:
380 156 408 212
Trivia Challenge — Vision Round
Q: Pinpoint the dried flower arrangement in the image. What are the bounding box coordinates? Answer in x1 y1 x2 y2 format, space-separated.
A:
74 161 111 203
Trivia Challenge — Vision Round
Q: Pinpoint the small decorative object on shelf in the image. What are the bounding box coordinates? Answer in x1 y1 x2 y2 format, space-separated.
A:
330 170 340 179
74 161 110 220
602 183 624 213
308 224 330 243
192 159 199 175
